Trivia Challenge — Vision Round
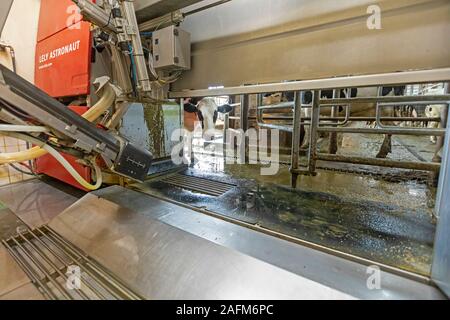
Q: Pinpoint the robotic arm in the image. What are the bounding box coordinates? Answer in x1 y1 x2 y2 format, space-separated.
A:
0 64 153 187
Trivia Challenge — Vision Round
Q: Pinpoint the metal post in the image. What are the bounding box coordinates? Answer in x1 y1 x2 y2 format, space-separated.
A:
240 94 249 131
290 91 303 188
328 89 339 154
223 113 229 158
240 94 250 162
307 90 320 175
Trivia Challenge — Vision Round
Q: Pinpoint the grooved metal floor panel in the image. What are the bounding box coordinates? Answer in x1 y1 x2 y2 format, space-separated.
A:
2 226 142 300
160 173 236 196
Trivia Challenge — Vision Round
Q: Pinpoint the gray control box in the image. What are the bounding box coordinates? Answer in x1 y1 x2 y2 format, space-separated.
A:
152 25 191 71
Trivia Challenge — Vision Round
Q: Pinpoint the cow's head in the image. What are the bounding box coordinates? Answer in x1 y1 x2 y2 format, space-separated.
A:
184 97 233 140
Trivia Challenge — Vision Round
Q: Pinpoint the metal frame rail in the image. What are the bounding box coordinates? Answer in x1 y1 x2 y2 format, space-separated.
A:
2 226 143 300
170 68 450 188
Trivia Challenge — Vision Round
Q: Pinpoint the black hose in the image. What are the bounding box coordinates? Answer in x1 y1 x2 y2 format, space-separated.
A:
8 162 36 176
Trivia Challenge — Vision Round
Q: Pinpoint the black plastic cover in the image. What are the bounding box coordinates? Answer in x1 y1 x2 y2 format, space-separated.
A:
114 143 153 181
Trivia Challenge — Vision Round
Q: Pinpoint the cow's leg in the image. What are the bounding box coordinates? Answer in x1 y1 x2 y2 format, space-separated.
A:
300 109 311 150
376 134 392 158
328 132 338 154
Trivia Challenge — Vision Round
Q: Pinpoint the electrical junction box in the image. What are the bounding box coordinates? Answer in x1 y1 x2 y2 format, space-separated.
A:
152 25 191 71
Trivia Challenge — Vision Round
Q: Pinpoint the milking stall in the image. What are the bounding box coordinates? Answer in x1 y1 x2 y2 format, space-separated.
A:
0 0 449 303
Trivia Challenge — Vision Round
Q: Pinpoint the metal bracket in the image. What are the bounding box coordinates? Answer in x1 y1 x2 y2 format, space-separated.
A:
65 124 78 134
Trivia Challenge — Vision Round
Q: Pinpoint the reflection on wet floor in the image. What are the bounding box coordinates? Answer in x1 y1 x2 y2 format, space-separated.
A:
135 156 436 277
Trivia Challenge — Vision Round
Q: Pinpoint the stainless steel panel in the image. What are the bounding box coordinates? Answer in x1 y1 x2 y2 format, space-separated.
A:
0 283 45 300
96 186 446 300
3 226 143 300
152 26 191 71
0 246 31 297
48 192 355 299
135 0 203 22
0 179 78 228
431 100 450 298
119 102 183 160
0 0 13 35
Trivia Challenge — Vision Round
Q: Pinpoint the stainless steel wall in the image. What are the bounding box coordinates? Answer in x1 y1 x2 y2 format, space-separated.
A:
134 0 203 22
432 95 450 298
173 0 450 90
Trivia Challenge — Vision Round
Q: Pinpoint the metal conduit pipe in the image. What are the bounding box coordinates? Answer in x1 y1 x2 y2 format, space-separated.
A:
121 0 152 93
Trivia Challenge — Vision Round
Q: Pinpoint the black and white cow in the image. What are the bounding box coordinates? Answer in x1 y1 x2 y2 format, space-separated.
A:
184 97 234 140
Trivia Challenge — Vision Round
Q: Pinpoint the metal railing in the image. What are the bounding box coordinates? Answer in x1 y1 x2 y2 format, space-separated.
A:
172 68 450 188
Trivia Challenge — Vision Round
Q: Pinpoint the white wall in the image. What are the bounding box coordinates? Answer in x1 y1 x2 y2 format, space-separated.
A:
174 0 450 89
0 0 41 83
182 0 378 43
0 0 41 186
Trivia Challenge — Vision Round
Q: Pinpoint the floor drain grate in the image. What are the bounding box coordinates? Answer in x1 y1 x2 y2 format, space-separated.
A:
2 225 142 300
161 174 236 197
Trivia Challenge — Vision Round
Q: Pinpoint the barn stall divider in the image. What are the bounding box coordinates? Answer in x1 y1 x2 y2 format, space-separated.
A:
170 68 450 188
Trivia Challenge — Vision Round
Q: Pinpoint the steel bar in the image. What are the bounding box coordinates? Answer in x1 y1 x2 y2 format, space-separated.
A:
163 179 233 193
290 91 303 188
223 113 229 147
10 237 73 300
251 116 440 122
258 123 293 132
317 127 446 136
320 95 450 106
256 94 264 125
164 175 235 189
42 226 142 300
163 182 224 196
17 233 91 300
378 101 449 106
315 154 441 172
307 91 320 175
27 229 108 300
169 68 450 98
328 90 339 154
164 178 234 193
35 228 124 300
183 0 232 16
2 239 57 300
38 227 127 300
240 94 249 131
257 102 294 110
138 10 184 32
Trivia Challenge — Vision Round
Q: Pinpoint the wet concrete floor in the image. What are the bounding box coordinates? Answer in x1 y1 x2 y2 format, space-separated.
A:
134 154 436 277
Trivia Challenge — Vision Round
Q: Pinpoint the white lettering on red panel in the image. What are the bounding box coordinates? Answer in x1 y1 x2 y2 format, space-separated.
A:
38 40 81 69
